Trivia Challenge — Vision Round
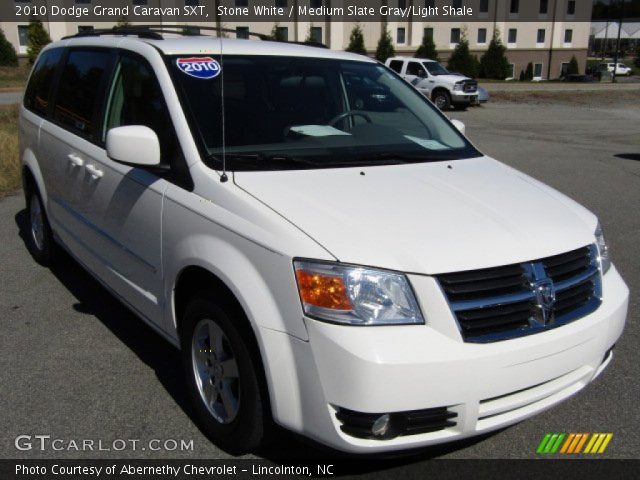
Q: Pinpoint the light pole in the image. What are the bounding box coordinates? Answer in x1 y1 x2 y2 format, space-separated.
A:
612 0 625 83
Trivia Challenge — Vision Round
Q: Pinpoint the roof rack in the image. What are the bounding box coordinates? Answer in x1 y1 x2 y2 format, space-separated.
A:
62 25 328 48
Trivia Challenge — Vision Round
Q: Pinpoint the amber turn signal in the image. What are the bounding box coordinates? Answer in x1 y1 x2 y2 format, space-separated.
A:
295 270 352 311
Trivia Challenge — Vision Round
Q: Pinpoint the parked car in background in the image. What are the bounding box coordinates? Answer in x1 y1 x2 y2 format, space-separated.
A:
599 63 632 76
386 57 478 110
477 86 490 104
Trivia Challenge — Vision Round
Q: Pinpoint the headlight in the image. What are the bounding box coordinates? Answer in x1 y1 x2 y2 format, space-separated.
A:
293 260 424 326
453 83 463 91
595 223 611 274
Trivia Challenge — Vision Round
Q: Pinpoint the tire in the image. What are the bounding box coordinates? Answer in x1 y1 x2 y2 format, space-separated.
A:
432 90 451 110
181 295 269 454
25 186 54 266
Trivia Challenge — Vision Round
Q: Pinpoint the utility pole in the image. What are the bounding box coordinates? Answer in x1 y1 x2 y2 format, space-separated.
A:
612 0 624 83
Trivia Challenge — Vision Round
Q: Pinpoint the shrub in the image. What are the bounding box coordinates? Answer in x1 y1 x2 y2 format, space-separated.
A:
519 70 525 81
415 32 438 60
479 31 511 80
346 24 367 55
447 36 479 78
270 23 287 42
567 55 580 75
525 62 534 81
0 28 18 67
375 27 395 63
27 18 51 64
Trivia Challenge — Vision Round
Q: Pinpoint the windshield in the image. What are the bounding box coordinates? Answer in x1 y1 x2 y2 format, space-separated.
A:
170 55 480 171
423 62 450 76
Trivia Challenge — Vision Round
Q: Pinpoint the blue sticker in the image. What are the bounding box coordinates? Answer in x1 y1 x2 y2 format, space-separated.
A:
176 57 221 79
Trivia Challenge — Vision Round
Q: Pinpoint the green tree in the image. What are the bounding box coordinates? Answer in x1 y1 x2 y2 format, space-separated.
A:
479 31 511 80
447 36 479 78
519 69 525 81
116 16 130 28
567 55 580 75
270 23 287 42
0 28 18 67
375 27 395 63
26 18 51 64
415 31 438 60
346 24 367 55
525 62 534 81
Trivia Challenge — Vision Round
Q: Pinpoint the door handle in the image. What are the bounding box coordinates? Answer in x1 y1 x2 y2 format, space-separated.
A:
67 153 84 167
85 164 104 179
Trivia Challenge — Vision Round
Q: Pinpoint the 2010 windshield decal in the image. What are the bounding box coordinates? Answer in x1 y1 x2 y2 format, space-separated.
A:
176 57 221 79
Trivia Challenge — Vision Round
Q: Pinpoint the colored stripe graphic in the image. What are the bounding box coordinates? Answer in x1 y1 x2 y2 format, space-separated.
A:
537 433 613 454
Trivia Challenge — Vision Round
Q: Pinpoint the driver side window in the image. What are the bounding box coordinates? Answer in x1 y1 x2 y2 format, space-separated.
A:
406 62 426 77
103 53 178 166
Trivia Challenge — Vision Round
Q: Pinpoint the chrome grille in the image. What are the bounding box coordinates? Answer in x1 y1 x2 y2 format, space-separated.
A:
463 80 478 93
437 245 602 343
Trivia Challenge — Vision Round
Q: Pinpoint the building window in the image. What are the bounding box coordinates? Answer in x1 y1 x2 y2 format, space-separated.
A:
424 27 433 40
479 0 489 13
537 29 546 44
534 63 543 79
77 26 94 33
477 28 487 44
561 62 570 77
564 29 573 44
236 26 249 39
276 26 288 40
450 28 461 45
567 0 576 15
507 64 515 79
510 0 519 14
539 0 548 14
275 0 287 7
310 26 323 44
508 28 517 45
397 28 406 44
17 25 29 53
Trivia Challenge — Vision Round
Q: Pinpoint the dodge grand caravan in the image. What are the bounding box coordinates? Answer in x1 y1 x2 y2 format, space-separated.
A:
19 28 628 454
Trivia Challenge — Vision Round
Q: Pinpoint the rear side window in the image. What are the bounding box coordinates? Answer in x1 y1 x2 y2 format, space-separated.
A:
54 49 112 139
23 48 64 117
388 60 403 73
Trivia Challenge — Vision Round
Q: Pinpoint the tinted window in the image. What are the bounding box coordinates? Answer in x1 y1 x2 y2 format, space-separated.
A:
54 49 112 139
104 54 177 164
24 48 64 117
406 62 425 76
388 60 403 73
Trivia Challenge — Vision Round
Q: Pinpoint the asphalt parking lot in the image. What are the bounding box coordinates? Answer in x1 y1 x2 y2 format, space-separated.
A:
0 97 638 463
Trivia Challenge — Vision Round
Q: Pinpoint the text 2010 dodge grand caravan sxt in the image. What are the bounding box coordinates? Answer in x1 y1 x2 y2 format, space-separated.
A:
19 29 628 454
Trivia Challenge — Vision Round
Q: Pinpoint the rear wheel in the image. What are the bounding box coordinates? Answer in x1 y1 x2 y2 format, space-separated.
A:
432 90 451 110
181 295 269 453
26 187 54 266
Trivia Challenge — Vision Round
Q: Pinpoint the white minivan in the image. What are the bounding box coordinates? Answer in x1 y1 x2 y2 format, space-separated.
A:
20 28 628 454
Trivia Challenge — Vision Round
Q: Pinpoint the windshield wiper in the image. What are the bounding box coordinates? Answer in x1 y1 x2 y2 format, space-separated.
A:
207 153 321 169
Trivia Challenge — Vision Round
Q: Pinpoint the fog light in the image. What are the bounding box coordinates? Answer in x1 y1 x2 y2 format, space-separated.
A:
371 414 391 437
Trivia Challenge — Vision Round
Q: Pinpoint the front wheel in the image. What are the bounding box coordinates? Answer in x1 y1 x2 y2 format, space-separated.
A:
432 91 451 110
181 295 269 454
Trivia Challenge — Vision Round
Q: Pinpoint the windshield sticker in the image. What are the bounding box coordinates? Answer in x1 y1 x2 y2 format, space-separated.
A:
289 125 352 137
176 57 221 79
404 136 449 150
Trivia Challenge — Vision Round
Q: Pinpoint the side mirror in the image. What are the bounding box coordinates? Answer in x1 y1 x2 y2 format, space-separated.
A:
106 126 160 167
451 119 466 135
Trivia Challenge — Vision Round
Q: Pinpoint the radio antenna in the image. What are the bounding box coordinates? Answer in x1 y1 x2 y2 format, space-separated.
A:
218 26 228 183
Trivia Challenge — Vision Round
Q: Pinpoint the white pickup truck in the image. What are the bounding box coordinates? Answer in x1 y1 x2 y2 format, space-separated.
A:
386 56 478 110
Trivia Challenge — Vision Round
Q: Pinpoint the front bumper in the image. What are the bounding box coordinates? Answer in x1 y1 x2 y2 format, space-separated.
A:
451 92 478 104
262 266 628 453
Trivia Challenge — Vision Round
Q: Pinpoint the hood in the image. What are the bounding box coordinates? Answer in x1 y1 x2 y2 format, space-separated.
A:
234 157 597 274
432 74 471 84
